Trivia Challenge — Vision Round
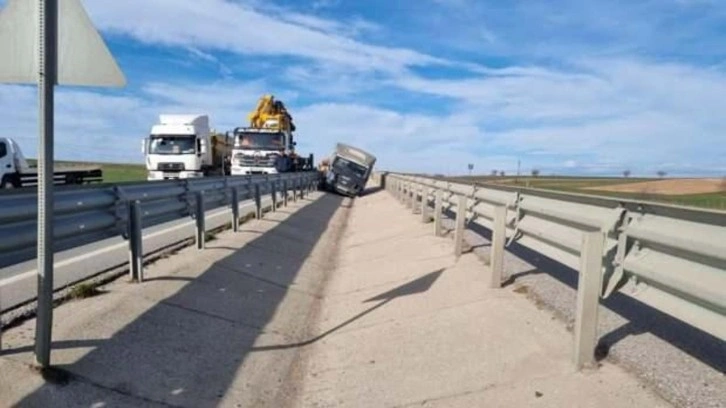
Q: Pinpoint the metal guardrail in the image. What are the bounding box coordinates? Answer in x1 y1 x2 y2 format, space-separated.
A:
377 172 726 369
0 172 319 312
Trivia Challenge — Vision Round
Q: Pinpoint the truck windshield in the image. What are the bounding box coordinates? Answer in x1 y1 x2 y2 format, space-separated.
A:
149 135 196 155
235 132 285 150
333 157 368 178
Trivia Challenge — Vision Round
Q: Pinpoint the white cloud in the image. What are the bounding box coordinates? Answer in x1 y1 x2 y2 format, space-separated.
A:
84 0 446 74
3 55 725 176
2 0 724 176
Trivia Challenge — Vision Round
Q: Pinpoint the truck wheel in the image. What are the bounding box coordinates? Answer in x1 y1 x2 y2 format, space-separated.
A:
1 176 19 189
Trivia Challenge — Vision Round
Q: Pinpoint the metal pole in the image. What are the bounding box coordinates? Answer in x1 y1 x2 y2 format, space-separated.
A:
406 183 413 209
128 201 144 282
35 0 58 368
574 230 605 369
254 183 262 219
283 180 288 207
411 184 418 214
454 195 467 257
195 191 205 250
299 177 305 200
293 179 298 202
231 188 239 232
490 205 507 288
271 182 277 212
421 186 429 222
434 189 443 236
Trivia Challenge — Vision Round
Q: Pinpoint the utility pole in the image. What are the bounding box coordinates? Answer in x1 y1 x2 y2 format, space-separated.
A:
35 0 58 368
0 0 126 367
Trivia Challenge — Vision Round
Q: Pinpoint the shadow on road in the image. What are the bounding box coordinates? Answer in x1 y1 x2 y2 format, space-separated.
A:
15 192 347 407
250 268 444 352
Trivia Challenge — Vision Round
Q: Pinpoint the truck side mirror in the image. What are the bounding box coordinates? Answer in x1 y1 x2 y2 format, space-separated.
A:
199 139 207 154
141 139 146 154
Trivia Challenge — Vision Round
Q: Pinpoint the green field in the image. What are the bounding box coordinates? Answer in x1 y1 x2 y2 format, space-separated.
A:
451 176 726 210
28 159 147 184
97 162 147 183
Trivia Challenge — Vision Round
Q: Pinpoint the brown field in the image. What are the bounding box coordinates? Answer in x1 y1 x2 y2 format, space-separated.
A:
585 178 726 196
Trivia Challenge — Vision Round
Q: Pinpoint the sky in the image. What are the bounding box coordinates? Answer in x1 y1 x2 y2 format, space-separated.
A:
0 0 725 176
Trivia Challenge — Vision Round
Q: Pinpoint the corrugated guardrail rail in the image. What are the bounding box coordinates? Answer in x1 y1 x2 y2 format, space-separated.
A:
0 172 319 312
377 172 726 368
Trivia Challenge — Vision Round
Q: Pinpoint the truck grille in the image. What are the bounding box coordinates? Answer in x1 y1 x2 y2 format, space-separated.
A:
235 153 278 167
158 162 185 171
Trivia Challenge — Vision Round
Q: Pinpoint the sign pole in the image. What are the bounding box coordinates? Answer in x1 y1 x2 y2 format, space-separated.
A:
35 0 57 368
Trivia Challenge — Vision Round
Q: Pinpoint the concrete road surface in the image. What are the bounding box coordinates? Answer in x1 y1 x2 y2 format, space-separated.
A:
0 188 670 407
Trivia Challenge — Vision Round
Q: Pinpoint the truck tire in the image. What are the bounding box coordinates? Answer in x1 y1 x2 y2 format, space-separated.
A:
1 175 19 189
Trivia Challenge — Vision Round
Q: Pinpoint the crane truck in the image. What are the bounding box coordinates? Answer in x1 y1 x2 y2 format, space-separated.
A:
142 115 232 181
230 95 313 175
0 137 102 189
323 143 376 197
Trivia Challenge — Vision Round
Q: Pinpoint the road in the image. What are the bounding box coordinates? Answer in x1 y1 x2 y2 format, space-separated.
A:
0 187 709 407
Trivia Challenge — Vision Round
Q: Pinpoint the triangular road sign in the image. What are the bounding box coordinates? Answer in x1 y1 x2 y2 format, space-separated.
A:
0 0 126 87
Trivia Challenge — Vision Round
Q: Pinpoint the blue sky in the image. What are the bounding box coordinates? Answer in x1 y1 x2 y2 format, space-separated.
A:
1 0 725 176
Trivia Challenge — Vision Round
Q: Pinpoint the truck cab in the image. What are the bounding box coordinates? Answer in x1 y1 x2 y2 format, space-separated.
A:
325 143 376 197
230 94 314 175
143 115 229 181
1 137 102 189
230 127 291 175
0 137 23 188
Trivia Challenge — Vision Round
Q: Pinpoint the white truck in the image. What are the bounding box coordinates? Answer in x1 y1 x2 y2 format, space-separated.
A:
323 143 377 197
142 115 231 181
0 137 103 189
230 95 313 175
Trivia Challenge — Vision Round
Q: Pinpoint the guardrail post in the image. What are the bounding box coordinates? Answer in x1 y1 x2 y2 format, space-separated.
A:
195 191 205 250
283 180 289 207
454 195 467 257
254 184 262 219
299 177 305 200
231 187 240 232
434 189 443 236
574 230 605 369
490 205 507 288
411 184 419 214
406 183 413 209
128 200 144 282
293 179 298 202
271 182 277 212
421 186 429 222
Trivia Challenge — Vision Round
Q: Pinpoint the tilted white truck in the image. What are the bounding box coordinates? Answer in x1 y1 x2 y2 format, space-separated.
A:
323 143 376 197
142 115 231 181
0 137 102 189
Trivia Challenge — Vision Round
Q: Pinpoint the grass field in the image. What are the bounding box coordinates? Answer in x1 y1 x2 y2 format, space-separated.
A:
28 159 147 183
97 162 147 183
452 176 726 210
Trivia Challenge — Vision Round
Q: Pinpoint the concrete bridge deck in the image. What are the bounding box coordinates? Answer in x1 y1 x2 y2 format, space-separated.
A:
1 189 669 407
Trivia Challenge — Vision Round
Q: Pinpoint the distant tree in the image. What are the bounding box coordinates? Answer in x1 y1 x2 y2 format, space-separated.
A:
491 170 498 176
499 171 506 177
657 170 667 178
531 169 540 177
623 169 631 178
